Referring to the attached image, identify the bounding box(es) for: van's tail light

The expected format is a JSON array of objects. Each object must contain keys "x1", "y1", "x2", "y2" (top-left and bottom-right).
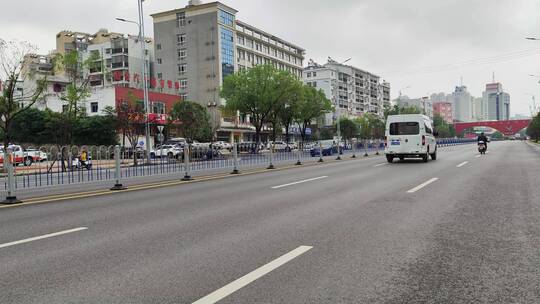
[
  {"x1": 422, "y1": 135, "x2": 426, "y2": 146},
  {"x1": 384, "y1": 136, "x2": 388, "y2": 148}
]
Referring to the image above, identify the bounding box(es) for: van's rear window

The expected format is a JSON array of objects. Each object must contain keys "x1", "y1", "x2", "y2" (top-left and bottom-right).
[{"x1": 390, "y1": 122, "x2": 420, "y2": 135}]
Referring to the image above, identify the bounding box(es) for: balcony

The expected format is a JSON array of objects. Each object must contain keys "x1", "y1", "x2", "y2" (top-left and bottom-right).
[
  {"x1": 111, "y1": 62, "x2": 129, "y2": 69},
  {"x1": 111, "y1": 48, "x2": 128, "y2": 55}
]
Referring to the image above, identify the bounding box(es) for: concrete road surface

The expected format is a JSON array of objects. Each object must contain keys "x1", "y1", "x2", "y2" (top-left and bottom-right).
[{"x1": 0, "y1": 141, "x2": 539, "y2": 303}]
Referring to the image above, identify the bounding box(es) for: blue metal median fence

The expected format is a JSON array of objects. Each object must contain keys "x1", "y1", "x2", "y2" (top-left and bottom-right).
[{"x1": 3, "y1": 139, "x2": 480, "y2": 196}]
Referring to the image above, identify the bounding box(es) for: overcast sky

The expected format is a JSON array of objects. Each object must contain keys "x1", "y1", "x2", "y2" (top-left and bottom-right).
[{"x1": 2, "y1": 0, "x2": 539, "y2": 116}]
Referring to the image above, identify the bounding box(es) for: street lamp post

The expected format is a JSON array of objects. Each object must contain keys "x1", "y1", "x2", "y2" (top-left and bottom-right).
[
  {"x1": 116, "y1": 0, "x2": 151, "y2": 164},
  {"x1": 207, "y1": 102, "x2": 218, "y2": 141}
]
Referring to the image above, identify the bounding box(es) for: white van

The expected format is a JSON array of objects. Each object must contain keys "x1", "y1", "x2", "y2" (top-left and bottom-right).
[{"x1": 384, "y1": 114, "x2": 438, "y2": 163}]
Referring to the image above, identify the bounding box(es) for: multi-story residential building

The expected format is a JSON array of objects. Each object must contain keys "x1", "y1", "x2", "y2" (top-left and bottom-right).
[
  {"x1": 152, "y1": 0, "x2": 305, "y2": 141},
  {"x1": 302, "y1": 58, "x2": 389, "y2": 126},
  {"x1": 56, "y1": 29, "x2": 155, "y2": 91},
  {"x1": 380, "y1": 81, "x2": 391, "y2": 108},
  {"x1": 433, "y1": 102, "x2": 453, "y2": 123},
  {"x1": 481, "y1": 82, "x2": 510, "y2": 121},
  {"x1": 450, "y1": 85, "x2": 473, "y2": 122},
  {"x1": 395, "y1": 96, "x2": 433, "y2": 118}
]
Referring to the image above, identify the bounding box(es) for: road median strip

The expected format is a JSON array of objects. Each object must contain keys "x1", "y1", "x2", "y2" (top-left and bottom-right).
[{"x1": 1, "y1": 155, "x2": 379, "y2": 209}]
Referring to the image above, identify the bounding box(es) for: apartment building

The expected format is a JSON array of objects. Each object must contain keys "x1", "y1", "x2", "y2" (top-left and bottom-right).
[
  {"x1": 433, "y1": 102, "x2": 453, "y2": 124},
  {"x1": 152, "y1": 0, "x2": 305, "y2": 141},
  {"x1": 303, "y1": 58, "x2": 390, "y2": 126},
  {"x1": 395, "y1": 96, "x2": 433, "y2": 118},
  {"x1": 56, "y1": 29, "x2": 155, "y2": 91}
]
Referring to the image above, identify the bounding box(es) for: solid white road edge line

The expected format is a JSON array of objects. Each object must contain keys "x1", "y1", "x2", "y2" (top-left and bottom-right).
[
  {"x1": 0, "y1": 227, "x2": 88, "y2": 249},
  {"x1": 457, "y1": 161, "x2": 469, "y2": 168},
  {"x1": 271, "y1": 176, "x2": 328, "y2": 189},
  {"x1": 192, "y1": 245, "x2": 313, "y2": 304},
  {"x1": 407, "y1": 178, "x2": 439, "y2": 193},
  {"x1": 374, "y1": 163, "x2": 387, "y2": 167}
]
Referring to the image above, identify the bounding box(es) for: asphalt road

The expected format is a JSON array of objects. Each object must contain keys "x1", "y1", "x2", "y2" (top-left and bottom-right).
[{"x1": 0, "y1": 141, "x2": 539, "y2": 304}]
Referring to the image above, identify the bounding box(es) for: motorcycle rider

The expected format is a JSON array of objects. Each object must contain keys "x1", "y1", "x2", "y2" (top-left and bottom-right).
[
  {"x1": 80, "y1": 149, "x2": 88, "y2": 169},
  {"x1": 477, "y1": 132, "x2": 488, "y2": 149}
]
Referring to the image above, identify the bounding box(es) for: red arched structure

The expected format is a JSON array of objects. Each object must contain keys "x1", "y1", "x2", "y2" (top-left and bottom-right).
[{"x1": 454, "y1": 120, "x2": 531, "y2": 136}]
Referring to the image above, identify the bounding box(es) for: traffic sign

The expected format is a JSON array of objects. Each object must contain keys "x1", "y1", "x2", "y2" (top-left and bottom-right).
[
  {"x1": 157, "y1": 125, "x2": 164, "y2": 133},
  {"x1": 157, "y1": 133, "x2": 164, "y2": 143}
]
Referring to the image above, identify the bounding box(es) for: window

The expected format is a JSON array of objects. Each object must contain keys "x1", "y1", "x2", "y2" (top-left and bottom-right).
[
  {"x1": 157, "y1": 58, "x2": 162, "y2": 64},
  {"x1": 219, "y1": 9, "x2": 235, "y2": 26},
  {"x1": 178, "y1": 64, "x2": 187, "y2": 75},
  {"x1": 424, "y1": 123, "x2": 433, "y2": 134},
  {"x1": 156, "y1": 44, "x2": 162, "y2": 50},
  {"x1": 91, "y1": 102, "x2": 99, "y2": 113},
  {"x1": 180, "y1": 79, "x2": 188, "y2": 88},
  {"x1": 157, "y1": 73, "x2": 162, "y2": 79},
  {"x1": 176, "y1": 12, "x2": 186, "y2": 27},
  {"x1": 263, "y1": 45, "x2": 269, "y2": 54},
  {"x1": 177, "y1": 34, "x2": 186, "y2": 45},
  {"x1": 152, "y1": 102, "x2": 165, "y2": 114},
  {"x1": 246, "y1": 39, "x2": 253, "y2": 48},
  {"x1": 237, "y1": 35, "x2": 244, "y2": 45},
  {"x1": 180, "y1": 93, "x2": 188, "y2": 101},
  {"x1": 389, "y1": 122, "x2": 420, "y2": 135},
  {"x1": 255, "y1": 43, "x2": 261, "y2": 51},
  {"x1": 220, "y1": 26, "x2": 235, "y2": 78},
  {"x1": 307, "y1": 72, "x2": 312, "y2": 77},
  {"x1": 313, "y1": 72, "x2": 317, "y2": 77},
  {"x1": 178, "y1": 49, "x2": 187, "y2": 60},
  {"x1": 62, "y1": 104, "x2": 69, "y2": 113}
]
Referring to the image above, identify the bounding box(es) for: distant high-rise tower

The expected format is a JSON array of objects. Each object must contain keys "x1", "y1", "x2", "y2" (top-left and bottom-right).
[
  {"x1": 482, "y1": 82, "x2": 510, "y2": 121},
  {"x1": 451, "y1": 85, "x2": 473, "y2": 122}
]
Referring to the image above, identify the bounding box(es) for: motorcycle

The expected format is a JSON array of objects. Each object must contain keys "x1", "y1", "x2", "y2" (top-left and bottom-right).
[
  {"x1": 478, "y1": 141, "x2": 487, "y2": 154},
  {"x1": 71, "y1": 156, "x2": 92, "y2": 170}
]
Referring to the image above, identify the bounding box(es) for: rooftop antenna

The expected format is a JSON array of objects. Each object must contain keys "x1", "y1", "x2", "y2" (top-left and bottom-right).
[{"x1": 492, "y1": 72, "x2": 495, "y2": 83}]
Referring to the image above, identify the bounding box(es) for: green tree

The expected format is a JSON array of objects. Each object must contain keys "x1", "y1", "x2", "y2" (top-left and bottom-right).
[
  {"x1": 52, "y1": 49, "x2": 101, "y2": 146},
  {"x1": 277, "y1": 81, "x2": 303, "y2": 143},
  {"x1": 116, "y1": 91, "x2": 146, "y2": 152},
  {"x1": 72, "y1": 115, "x2": 118, "y2": 146},
  {"x1": 9, "y1": 108, "x2": 48, "y2": 145},
  {"x1": 0, "y1": 39, "x2": 47, "y2": 149},
  {"x1": 319, "y1": 127, "x2": 335, "y2": 140},
  {"x1": 338, "y1": 118, "x2": 358, "y2": 144},
  {"x1": 169, "y1": 101, "x2": 212, "y2": 142},
  {"x1": 526, "y1": 112, "x2": 540, "y2": 141},
  {"x1": 356, "y1": 113, "x2": 385, "y2": 139},
  {"x1": 383, "y1": 104, "x2": 422, "y2": 120},
  {"x1": 221, "y1": 64, "x2": 299, "y2": 144},
  {"x1": 433, "y1": 114, "x2": 456, "y2": 138},
  {"x1": 295, "y1": 86, "x2": 332, "y2": 142}
]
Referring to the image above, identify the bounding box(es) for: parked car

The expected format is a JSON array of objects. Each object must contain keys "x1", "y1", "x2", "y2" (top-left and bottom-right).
[
  {"x1": 24, "y1": 148, "x2": 48, "y2": 162},
  {"x1": 191, "y1": 141, "x2": 212, "y2": 149},
  {"x1": 0, "y1": 145, "x2": 44, "y2": 166},
  {"x1": 165, "y1": 137, "x2": 187, "y2": 147},
  {"x1": 310, "y1": 140, "x2": 338, "y2": 157},
  {"x1": 150, "y1": 145, "x2": 183, "y2": 159},
  {"x1": 268, "y1": 141, "x2": 294, "y2": 152},
  {"x1": 213, "y1": 141, "x2": 233, "y2": 150}
]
